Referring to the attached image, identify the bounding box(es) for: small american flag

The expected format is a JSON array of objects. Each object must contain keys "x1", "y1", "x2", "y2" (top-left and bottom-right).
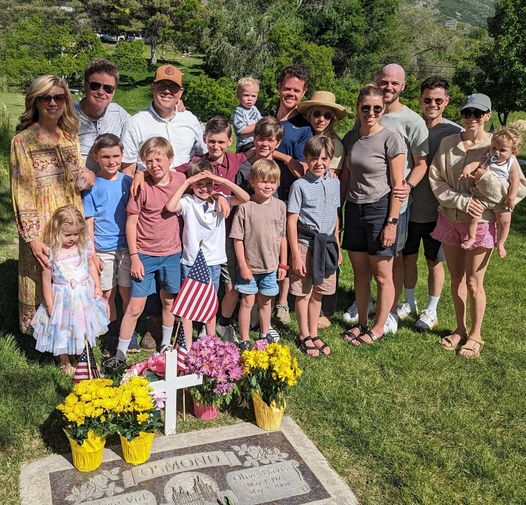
[
  {"x1": 175, "y1": 325, "x2": 188, "y2": 374},
  {"x1": 73, "y1": 342, "x2": 100, "y2": 382},
  {"x1": 171, "y1": 248, "x2": 218, "y2": 323}
]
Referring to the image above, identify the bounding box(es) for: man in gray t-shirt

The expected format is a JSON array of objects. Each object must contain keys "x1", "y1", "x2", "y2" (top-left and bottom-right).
[{"x1": 398, "y1": 76, "x2": 463, "y2": 331}]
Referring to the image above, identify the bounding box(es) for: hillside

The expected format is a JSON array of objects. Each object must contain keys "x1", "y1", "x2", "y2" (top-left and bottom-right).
[{"x1": 409, "y1": 0, "x2": 495, "y2": 27}]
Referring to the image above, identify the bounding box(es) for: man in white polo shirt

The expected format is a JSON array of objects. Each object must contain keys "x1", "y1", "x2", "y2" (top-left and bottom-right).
[{"x1": 122, "y1": 64, "x2": 207, "y2": 173}]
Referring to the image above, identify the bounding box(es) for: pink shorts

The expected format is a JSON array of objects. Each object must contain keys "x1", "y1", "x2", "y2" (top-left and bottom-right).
[{"x1": 431, "y1": 214, "x2": 496, "y2": 250}]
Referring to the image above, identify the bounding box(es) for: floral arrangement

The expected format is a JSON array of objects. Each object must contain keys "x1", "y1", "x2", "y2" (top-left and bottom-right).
[
  {"x1": 241, "y1": 340, "x2": 302, "y2": 408},
  {"x1": 57, "y1": 378, "x2": 118, "y2": 443},
  {"x1": 186, "y1": 334, "x2": 244, "y2": 407},
  {"x1": 111, "y1": 376, "x2": 162, "y2": 441},
  {"x1": 129, "y1": 353, "x2": 166, "y2": 379}
]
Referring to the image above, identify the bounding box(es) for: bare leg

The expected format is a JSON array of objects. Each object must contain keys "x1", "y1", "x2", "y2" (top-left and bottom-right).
[
  {"x1": 427, "y1": 259, "x2": 445, "y2": 297},
  {"x1": 102, "y1": 286, "x2": 117, "y2": 321},
  {"x1": 440, "y1": 244, "x2": 468, "y2": 348},
  {"x1": 370, "y1": 256, "x2": 395, "y2": 337},
  {"x1": 348, "y1": 251, "x2": 371, "y2": 333},
  {"x1": 119, "y1": 285, "x2": 131, "y2": 313},
  {"x1": 295, "y1": 293, "x2": 319, "y2": 357},
  {"x1": 307, "y1": 291, "x2": 322, "y2": 337},
  {"x1": 257, "y1": 294, "x2": 272, "y2": 335},
  {"x1": 119, "y1": 296, "x2": 147, "y2": 341},
  {"x1": 277, "y1": 277, "x2": 290, "y2": 306},
  {"x1": 238, "y1": 294, "x2": 255, "y2": 342},
  {"x1": 495, "y1": 211, "x2": 511, "y2": 258},
  {"x1": 391, "y1": 255, "x2": 404, "y2": 312},
  {"x1": 461, "y1": 216, "x2": 479, "y2": 250},
  {"x1": 221, "y1": 283, "x2": 238, "y2": 318},
  {"x1": 403, "y1": 253, "x2": 418, "y2": 289},
  {"x1": 205, "y1": 316, "x2": 216, "y2": 337}
]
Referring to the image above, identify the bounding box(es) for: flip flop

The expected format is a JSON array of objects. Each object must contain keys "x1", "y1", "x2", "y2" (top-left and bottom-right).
[
  {"x1": 310, "y1": 336, "x2": 331, "y2": 356},
  {"x1": 296, "y1": 336, "x2": 320, "y2": 358}
]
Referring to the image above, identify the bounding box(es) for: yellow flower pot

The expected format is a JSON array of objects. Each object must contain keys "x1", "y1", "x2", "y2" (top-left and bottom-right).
[
  {"x1": 65, "y1": 430, "x2": 106, "y2": 472},
  {"x1": 120, "y1": 432, "x2": 154, "y2": 465},
  {"x1": 252, "y1": 394, "x2": 285, "y2": 430}
]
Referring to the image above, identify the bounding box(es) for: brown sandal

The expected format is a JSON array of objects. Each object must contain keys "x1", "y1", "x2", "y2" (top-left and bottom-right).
[
  {"x1": 457, "y1": 338, "x2": 484, "y2": 359},
  {"x1": 439, "y1": 333, "x2": 466, "y2": 351}
]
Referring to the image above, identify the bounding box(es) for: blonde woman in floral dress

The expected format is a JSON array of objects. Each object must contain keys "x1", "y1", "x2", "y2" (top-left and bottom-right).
[{"x1": 10, "y1": 75, "x2": 89, "y2": 335}]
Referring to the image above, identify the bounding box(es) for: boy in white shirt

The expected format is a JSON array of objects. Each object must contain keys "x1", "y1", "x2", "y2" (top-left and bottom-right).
[{"x1": 165, "y1": 159, "x2": 249, "y2": 345}]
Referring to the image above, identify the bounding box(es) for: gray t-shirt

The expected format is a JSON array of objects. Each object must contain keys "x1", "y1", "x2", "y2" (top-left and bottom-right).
[
  {"x1": 343, "y1": 127, "x2": 406, "y2": 204},
  {"x1": 380, "y1": 105, "x2": 429, "y2": 213},
  {"x1": 411, "y1": 119, "x2": 463, "y2": 223}
]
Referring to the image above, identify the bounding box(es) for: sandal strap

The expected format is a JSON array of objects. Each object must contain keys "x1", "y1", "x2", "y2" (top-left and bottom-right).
[{"x1": 366, "y1": 329, "x2": 384, "y2": 342}]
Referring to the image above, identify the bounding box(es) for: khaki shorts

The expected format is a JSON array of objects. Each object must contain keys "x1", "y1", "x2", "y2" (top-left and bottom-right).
[
  {"x1": 97, "y1": 248, "x2": 132, "y2": 291},
  {"x1": 289, "y1": 242, "x2": 336, "y2": 297}
]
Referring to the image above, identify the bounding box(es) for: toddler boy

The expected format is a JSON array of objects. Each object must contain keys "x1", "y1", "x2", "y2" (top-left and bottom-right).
[
  {"x1": 232, "y1": 76, "x2": 262, "y2": 153},
  {"x1": 82, "y1": 133, "x2": 133, "y2": 357},
  {"x1": 165, "y1": 159, "x2": 249, "y2": 346},
  {"x1": 287, "y1": 136, "x2": 341, "y2": 358},
  {"x1": 230, "y1": 159, "x2": 287, "y2": 350},
  {"x1": 103, "y1": 137, "x2": 185, "y2": 371}
]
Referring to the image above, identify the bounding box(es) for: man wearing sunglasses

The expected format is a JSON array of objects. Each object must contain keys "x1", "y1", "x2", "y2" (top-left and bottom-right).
[
  {"x1": 398, "y1": 77, "x2": 463, "y2": 331},
  {"x1": 75, "y1": 59, "x2": 130, "y2": 172},
  {"x1": 121, "y1": 64, "x2": 206, "y2": 174}
]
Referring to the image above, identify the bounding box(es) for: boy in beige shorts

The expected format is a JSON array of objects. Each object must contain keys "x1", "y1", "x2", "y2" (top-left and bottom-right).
[
  {"x1": 82, "y1": 133, "x2": 133, "y2": 357},
  {"x1": 287, "y1": 136, "x2": 341, "y2": 358}
]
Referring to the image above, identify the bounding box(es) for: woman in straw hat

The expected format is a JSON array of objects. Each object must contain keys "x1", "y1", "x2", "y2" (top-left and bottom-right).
[{"x1": 298, "y1": 90, "x2": 347, "y2": 173}]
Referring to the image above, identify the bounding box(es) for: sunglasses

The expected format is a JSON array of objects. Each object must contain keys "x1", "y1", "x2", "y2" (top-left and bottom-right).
[
  {"x1": 360, "y1": 105, "x2": 383, "y2": 114},
  {"x1": 423, "y1": 97, "x2": 445, "y2": 105},
  {"x1": 312, "y1": 110, "x2": 334, "y2": 120},
  {"x1": 460, "y1": 108, "x2": 487, "y2": 119},
  {"x1": 88, "y1": 81, "x2": 115, "y2": 94},
  {"x1": 37, "y1": 94, "x2": 67, "y2": 105},
  {"x1": 154, "y1": 82, "x2": 180, "y2": 93}
]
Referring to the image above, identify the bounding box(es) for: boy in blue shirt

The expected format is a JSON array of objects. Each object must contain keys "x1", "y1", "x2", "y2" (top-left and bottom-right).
[
  {"x1": 232, "y1": 76, "x2": 262, "y2": 153},
  {"x1": 83, "y1": 133, "x2": 133, "y2": 357}
]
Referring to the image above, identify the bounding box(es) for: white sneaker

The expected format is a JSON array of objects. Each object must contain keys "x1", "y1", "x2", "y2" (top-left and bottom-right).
[
  {"x1": 343, "y1": 300, "x2": 374, "y2": 323},
  {"x1": 415, "y1": 309, "x2": 438, "y2": 331},
  {"x1": 396, "y1": 302, "x2": 418, "y2": 320},
  {"x1": 383, "y1": 312, "x2": 399, "y2": 335}
]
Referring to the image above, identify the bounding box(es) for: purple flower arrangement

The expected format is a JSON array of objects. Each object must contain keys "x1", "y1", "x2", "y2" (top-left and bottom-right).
[{"x1": 187, "y1": 334, "x2": 244, "y2": 407}]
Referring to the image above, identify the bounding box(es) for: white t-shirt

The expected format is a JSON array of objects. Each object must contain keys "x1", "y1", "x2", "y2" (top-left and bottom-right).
[
  {"x1": 177, "y1": 194, "x2": 230, "y2": 266},
  {"x1": 122, "y1": 104, "x2": 207, "y2": 170}
]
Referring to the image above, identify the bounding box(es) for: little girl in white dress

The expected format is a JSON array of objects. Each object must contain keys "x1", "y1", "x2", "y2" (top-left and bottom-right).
[{"x1": 31, "y1": 205, "x2": 109, "y2": 375}]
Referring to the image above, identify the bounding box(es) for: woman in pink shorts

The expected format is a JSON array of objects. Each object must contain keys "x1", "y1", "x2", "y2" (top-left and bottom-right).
[{"x1": 429, "y1": 93, "x2": 494, "y2": 358}]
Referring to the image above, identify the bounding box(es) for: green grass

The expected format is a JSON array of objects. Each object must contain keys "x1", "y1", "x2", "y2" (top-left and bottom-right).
[{"x1": 1, "y1": 88, "x2": 526, "y2": 505}]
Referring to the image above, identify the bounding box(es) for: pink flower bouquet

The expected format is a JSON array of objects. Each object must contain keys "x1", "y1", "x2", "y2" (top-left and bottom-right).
[
  {"x1": 129, "y1": 353, "x2": 166, "y2": 379},
  {"x1": 187, "y1": 334, "x2": 244, "y2": 407}
]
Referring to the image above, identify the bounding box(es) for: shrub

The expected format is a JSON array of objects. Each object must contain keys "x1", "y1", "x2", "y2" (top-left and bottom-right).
[{"x1": 113, "y1": 40, "x2": 148, "y2": 77}]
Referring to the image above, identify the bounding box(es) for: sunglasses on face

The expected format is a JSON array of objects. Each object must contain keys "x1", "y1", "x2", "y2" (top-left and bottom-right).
[
  {"x1": 37, "y1": 94, "x2": 67, "y2": 105},
  {"x1": 154, "y1": 82, "x2": 180, "y2": 93},
  {"x1": 360, "y1": 104, "x2": 383, "y2": 114},
  {"x1": 460, "y1": 108, "x2": 487, "y2": 119},
  {"x1": 88, "y1": 81, "x2": 115, "y2": 94},
  {"x1": 423, "y1": 97, "x2": 445, "y2": 105},
  {"x1": 312, "y1": 110, "x2": 334, "y2": 120}
]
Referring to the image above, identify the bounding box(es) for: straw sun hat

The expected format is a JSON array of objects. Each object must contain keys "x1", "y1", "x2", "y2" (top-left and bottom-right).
[{"x1": 297, "y1": 91, "x2": 347, "y2": 121}]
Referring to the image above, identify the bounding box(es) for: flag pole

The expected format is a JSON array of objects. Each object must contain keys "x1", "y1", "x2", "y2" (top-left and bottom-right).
[
  {"x1": 85, "y1": 335, "x2": 92, "y2": 380},
  {"x1": 171, "y1": 318, "x2": 181, "y2": 349},
  {"x1": 172, "y1": 318, "x2": 187, "y2": 420}
]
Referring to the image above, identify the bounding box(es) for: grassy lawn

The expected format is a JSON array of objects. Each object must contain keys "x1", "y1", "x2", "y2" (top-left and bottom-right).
[{"x1": 1, "y1": 91, "x2": 525, "y2": 505}]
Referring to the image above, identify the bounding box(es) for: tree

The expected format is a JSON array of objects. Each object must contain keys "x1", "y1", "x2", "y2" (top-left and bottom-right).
[{"x1": 455, "y1": 0, "x2": 526, "y2": 125}]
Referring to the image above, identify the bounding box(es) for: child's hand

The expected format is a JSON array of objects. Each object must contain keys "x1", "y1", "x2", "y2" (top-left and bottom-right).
[
  {"x1": 504, "y1": 195, "x2": 515, "y2": 211},
  {"x1": 45, "y1": 304, "x2": 53, "y2": 317},
  {"x1": 130, "y1": 255, "x2": 144, "y2": 280},
  {"x1": 292, "y1": 255, "x2": 306, "y2": 278},
  {"x1": 187, "y1": 171, "x2": 212, "y2": 185},
  {"x1": 131, "y1": 171, "x2": 145, "y2": 197},
  {"x1": 93, "y1": 254, "x2": 103, "y2": 274},
  {"x1": 277, "y1": 265, "x2": 287, "y2": 281},
  {"x1": 239, "y1": 264, "x2": 253, "y2": 281},
  {"x1": 94, "y1": 286, "x2": 103, "y2": 299},
  {"x1": 215, "y1": 195, "x2": 231, "y2": 218}
]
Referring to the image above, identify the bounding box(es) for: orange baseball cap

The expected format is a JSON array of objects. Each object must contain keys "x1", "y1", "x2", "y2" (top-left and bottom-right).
[{"x1": 153, "y1": 65, "x2": 183, "y2": 87}]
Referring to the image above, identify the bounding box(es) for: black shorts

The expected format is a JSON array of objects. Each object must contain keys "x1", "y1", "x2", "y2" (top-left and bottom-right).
[
  {"x1": 342, "y1": 194, "x2": 397, "y2": 257},
  {"x1": 402, "y1": 221, "x2": 445, "y2": 262}
]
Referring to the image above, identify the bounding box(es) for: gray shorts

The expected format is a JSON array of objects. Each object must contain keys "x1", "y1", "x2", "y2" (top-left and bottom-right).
[
  {"x1": 97, "y1": 248, "x2": 131, "y2": 291},
  {"x1": 396, "y1": 208, "x2": 411, "y2": 254}
]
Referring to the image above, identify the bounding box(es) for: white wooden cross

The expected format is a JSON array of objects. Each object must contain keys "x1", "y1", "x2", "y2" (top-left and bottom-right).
[{"x1": 150, "y1": 350, "x2": 202, "y2": 435}]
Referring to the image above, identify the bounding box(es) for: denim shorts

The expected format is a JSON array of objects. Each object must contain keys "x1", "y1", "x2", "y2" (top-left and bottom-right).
[
  {"x1": 182, "y1": 263, "x2": 221, "y2": 293},
  {"x1": 342, "y1": 194, "x2": 397, "y2": 257},
  {"x1": 130, "y1": 252, "x2": 181, "y2": 298},
  {"x1": 235, "y1": 271, "x2": 279, "y2": 297}
]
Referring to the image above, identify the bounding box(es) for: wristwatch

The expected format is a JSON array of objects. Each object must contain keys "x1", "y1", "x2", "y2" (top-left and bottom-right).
[{"x1": 387, "y1": 217, "x2": 399, "y2": 225}]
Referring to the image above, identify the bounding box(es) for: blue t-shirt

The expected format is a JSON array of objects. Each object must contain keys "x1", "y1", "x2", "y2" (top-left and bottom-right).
[
  {"x1": 82, "y1": 172, "x2": 133, "y2": 251},
  {"x1": 276, "y1": 113, "x2": 313, "y2": 161}
]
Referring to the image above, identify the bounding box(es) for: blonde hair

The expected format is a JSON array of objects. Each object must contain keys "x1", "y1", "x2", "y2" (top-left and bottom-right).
[
  {"x1": 44, "y1": 205, "x2": 87, "y2": 255},
  {"x1": 237, "y1": 76, "x2": 260, "y2": 93},
  {"x1": 249, "y1": 159, "x2": 281, "y2": 184},
  {"x1": 16, "y1": 75, "x2": 79, "y2": 138},
  {"x1": 139, "y1": 137, "x2": 174, "y2": 161},
  {"x1": 492, "y1": 127, "x2": 523, "y2": 153}
]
